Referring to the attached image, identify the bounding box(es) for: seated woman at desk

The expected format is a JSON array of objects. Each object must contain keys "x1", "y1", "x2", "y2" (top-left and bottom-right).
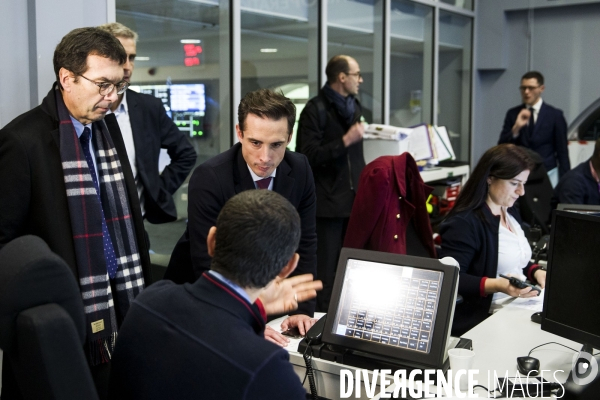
[{"x1": 439, "y1": 144, "x2": 547, "y2": 336}]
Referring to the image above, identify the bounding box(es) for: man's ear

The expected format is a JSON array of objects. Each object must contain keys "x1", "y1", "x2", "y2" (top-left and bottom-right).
[
  {"x1": 235, "y1": 124, "x2": 243, "y2": 142},
  {"x1": 206, "y1": 226, "x2": 217, "y2": 258},
  {"x1": 539, "y1": 84, "x2": 545, "y2": 94},
  {"x1": 58, "y1": 68, "x2": 72, "y2": 92},
  {"x1": 278, "y1": 253, "x2": 299, "y2": 279}
]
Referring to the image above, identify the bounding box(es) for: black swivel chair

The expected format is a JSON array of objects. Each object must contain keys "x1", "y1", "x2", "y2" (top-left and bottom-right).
[
  {"x1": 517, "y1": 148, "x2": 554, "y2": 235},
  {"x1": 0, "y1": 235, "x2": 99, "y2": 400}
]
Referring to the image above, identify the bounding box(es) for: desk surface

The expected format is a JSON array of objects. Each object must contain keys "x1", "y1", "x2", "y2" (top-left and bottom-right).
[
  {"x1": 372, "y1": 305, "x2": 584, "y2": 399},
  {"x1": 270, "y1": 303, "x2": 588, "y2": 399}
]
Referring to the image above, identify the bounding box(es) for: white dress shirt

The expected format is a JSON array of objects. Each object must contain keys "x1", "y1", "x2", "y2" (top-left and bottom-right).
[{"x1": 111, "y1": 91, "x2": 145, "y2": 215}]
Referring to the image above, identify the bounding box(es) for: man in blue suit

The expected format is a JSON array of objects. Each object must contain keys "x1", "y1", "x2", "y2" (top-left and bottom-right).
[
  {"x1": 99, "y1": 23, "x2": 197, "y2": 224},
  {"x1": 498, "y1": 71, "x2": 570, "y2": 187},
  {"x1": 109, "y1": 190, "x2": 321, "y2": 400}
]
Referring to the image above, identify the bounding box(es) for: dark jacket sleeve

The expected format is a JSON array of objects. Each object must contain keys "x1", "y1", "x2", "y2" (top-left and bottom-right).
[
  {"x1": 187, "y1": 165, "x2": 223, "y2": 277},
  {"x1": 553, "y1": 109, "x2": 570, "y2": 177},
  {"x1": 498, "y1": 109, "x2": 518, "y2": 144},
  {"x1": 153, "y1": 98, "x2": 197, "y2": 195},
  {"x1": 555, "y1": 169, "x2": 586, "y2": 205},
  {"x1": 245, "y1": 350, "x2": 306, "y2": 400},
  {"x1": 291, "y1": 155, "x2": 317, "y2": 316},
  {"x1": 0, "y1": 129, "x2": 30, "y2": 247},
  {"x1": 297, "y1": 100, "x2": 347, "y2": 167},
  {"x1": 439, "y1": 214, "x2": 485, "y2": 298}
]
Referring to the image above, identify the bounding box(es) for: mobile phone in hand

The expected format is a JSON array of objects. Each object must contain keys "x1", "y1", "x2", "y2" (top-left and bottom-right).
[
  {"x1": 499, "y1": 274, "x2": 541, "y2": 295},
  {"x1": 281, "y1": 327, "x2": 303, "y2": 339}
]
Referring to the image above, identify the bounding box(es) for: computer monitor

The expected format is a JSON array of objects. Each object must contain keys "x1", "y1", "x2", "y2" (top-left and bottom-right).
[
  {"x1": 542, "y1": 211, "x2": 600, "y2": 389},
  {"x1": 129, "y1": 83, "x2": 206, "y2": 138},
  {"x1": 556, "y1": 204, "x2": 600, "y2": 215},
  {"x1": 322, "y1": 248, "x2": 459, "y2": 371}
]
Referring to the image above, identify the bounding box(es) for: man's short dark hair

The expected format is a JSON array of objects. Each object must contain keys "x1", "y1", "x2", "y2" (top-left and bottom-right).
[
  {"x1": 593, "y1": 138, "x2": 600, "y2": 161},
  {"x1": 325, "y1": 55, "x2": 351, "y2": 84},
  {"x1": 238, "y1": 89, "x2": 296, "y2": 136},
  {"x1": 211, "y1": 190, "x2": 301, "y2": 288},
  {"x1": 53, "y1": 27, "x2": 127, "y2": 88},
  {"x1": 521, "y1": 71, "x2": 544, "y2": 86}
]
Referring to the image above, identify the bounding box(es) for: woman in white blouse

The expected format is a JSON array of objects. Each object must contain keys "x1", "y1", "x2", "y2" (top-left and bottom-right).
[{"x1": 439, "y1": 144, "x2": 547, "y2": 336}]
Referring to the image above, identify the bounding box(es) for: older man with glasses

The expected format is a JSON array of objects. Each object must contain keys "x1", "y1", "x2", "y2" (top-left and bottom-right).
[
  {"x1": 0, "y1": 27, "x2": 152, "y2": 400},
  {"x1": 498, "y1": 70, "x2": 570, "y2": 187}
]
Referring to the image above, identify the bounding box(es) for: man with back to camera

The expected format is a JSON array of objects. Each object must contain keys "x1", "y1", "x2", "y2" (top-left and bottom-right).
[
  {"x1": 296, "y1": 55, "x2": 365, "y2": 312},
  {"x1": 98, "y1": 23, "x2": 197, "y2": 224},
  {"x1": 165, "y1": 89, "x2": 318, "y2": 345},
  {"x1": 498, "y1": 71, "x2": 570, "y2": 187},
  {"x1": 109, "y1": 190, "x2": 322, "y2": 400},
  {"x1": 0, "y1": 28, "x2": 151, "y2": 399},
  {"x1": 552, "y1": 138, "x2": 600, "y2": 207}
]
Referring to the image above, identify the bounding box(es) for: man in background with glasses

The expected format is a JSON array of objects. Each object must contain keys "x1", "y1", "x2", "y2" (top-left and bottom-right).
[
  {"x1": 498, "y1": 71, "x2": 570, "y2": 187},
  {"x1": 296, "y1": 55, "x2": 366, "y2": 312},
  {"x1": 98, "y1": 23, "x2": 196, "y2": 225},
  {"x1": 0, "y1": 27, "x2": 151, "y2": 400}
]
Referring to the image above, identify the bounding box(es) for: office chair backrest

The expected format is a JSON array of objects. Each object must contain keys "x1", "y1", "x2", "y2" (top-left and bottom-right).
[
  {"x1": 0, "y1": 235, "x2": 99, "y2": 400},
  {"x1": 517, "y1": 149, "x2": 554, "y2": 234}
]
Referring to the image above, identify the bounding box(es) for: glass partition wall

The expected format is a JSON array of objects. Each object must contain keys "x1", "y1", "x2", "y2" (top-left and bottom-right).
[
  {"x1": 116, "y1": 0, "x2": 473, "y2": 158},
  {"x1": 114, "y1": 0, "x2": 474, "y2": 253}
]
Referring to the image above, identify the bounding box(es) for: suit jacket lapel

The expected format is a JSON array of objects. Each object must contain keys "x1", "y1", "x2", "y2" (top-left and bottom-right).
[
  {"x1": 234, "y1": 144, "x2": 257, "y2": 193},
  {"x1": 274, "y1": 155, "x2": 294, "y2": 200}
]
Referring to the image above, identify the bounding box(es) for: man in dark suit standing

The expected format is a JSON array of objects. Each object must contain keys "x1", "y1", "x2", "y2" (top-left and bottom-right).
[
  {"x1": 166, "y1": 89, "x2": 318, "y2": 344},
  {"x1": 0, "y1": 28, "x2": 151, "y2": 399},
  {"x1": 110, "y1": 190, "x2": 321, "y2": 400},
  {"x1": 98, "y1": 23, "x2": 196, "y2": 224},
  {"x1": 498, "y1": 71, "x2": 570, "y2": 187}
]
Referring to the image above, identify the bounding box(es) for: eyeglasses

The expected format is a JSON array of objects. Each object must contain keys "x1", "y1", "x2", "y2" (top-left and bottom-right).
[
  {"x1": 78, "y1": 74, "x2": 129, "y2": 96},
  {"x1": 345, "y1": 71, "x2": 362, "y2": 79},
  {"x1": 519, "y1": 85, "x2": 541, "y2": 92}
]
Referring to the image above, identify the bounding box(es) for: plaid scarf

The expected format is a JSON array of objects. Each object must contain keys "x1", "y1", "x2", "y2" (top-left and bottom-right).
[{"x1": 55, "y1": 88, "x2": 145, "y2": 366}]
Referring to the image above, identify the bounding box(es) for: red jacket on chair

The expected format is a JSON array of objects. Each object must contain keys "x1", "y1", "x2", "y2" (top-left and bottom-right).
[{"x1": 343, "y1": 153, "x2": 436, "y2": 257}]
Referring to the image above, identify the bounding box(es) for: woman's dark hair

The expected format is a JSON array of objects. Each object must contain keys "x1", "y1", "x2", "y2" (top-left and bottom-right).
[{"x1": 446, "y1": 144, "x2": 535, "y2": 219}]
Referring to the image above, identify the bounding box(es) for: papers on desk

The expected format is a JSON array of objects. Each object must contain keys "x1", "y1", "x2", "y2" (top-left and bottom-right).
[
  {"x1": 364, "y1": 124, "x2": 411, "y2": 141},
  {"x1": 364, "y1": 123, "x2": 455, "y2": 163},
  {"x1": 507, "y1": 290, "x2": 545, "y2": 312}
]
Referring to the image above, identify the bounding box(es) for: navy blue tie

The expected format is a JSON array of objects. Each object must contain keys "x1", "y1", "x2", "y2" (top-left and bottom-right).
[
  {"x1": 80, "y1": 127, "x2": 119, "y2": 279},
  {"x1": 527, "y1": 107, "x2": 535, "y2": 139}
]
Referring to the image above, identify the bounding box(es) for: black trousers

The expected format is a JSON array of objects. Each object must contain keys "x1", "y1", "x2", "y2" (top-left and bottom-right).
[{"x1": 316, "y1": 217, "x2": 349, "y2": 313}]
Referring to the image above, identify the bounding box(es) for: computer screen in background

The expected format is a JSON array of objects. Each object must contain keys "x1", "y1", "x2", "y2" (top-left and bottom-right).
[{"x1": 129, "y1": 83, "x2": 206, "y2": 138}]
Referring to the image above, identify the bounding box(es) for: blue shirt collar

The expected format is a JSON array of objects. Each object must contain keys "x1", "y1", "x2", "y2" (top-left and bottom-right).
[
  {"x1": 69, "y1": 116, "x2": 92, "y2": 139},
  {"x1": 207, "y1": 270, "x2": 252, "y2": 303}
]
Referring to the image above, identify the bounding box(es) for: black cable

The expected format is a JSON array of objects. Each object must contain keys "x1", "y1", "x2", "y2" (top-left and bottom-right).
[
  {"x1": 528, "y1": 341, "x2": 579, "y2": 357},
  {"x1": 473, "y1": 384, "x2": 500, "y2": 394},
  {"x1": 302, "y1": 339, "x2": 318, "y2": 400}
]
